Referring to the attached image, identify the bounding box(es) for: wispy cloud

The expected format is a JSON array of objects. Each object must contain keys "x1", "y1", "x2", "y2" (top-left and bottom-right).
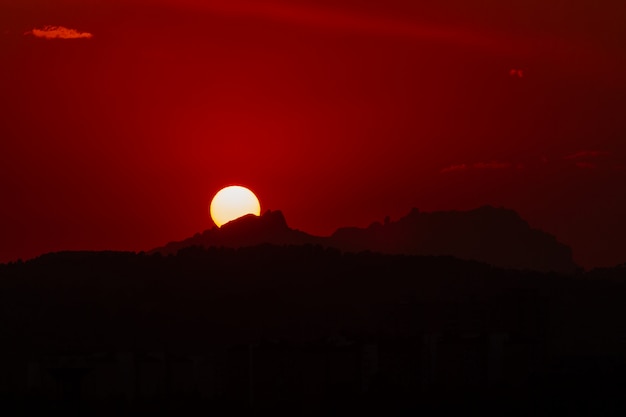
[
  {"x1": 440, "y1": 164, "x2": 468, "y2": 173},
  {"x1": 164, "y1": 0, "x2": 523, "y2": 55},
  {"x1": 563, "y1": 150, "x2": 613, "y2": 170},
  {"x1": 440, "y1": 161, "x2": 518, "y2": 173},
  {"x1": 564, "y1": 150, "x2": 609, "y2": 160},
  {"x1": 25, "y1": 26, "x2": 93, "y2": 40}
]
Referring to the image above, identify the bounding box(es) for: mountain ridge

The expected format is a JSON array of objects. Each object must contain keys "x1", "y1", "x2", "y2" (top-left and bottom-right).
[{"x1": 150, "y1": 206, "x2": 578, "y2": 274}]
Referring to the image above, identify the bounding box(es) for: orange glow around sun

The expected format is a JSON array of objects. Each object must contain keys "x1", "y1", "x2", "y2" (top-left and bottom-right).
[{"x1": 209, "y1": 186, "x2": 261, "y2": 227}]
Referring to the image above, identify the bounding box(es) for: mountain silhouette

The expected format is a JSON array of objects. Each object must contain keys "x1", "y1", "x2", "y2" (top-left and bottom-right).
[
  {"x1": 152, "y1": 210, "x2": 324, "y2": 256},
  {"x1": 330, "y1": 206, "x2": 577, "y2": 273},
  {"x1": 151, "y1": 206, "x2": 578, "y2": 273}
]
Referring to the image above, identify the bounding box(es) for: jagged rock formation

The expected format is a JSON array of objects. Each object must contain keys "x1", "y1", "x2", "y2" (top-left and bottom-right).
[
  {"x1": 330, "y1": 206, "x2": 577, "y2": 273},
  {"x1": 152, "y1": 210, "x2": 323, "y2": 256},
  {"x1": 151, "y1": 206, "x2": 578, "y2": 273}
]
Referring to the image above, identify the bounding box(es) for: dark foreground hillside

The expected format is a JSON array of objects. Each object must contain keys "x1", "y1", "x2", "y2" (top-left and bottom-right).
[{"x1": 0, "y1": 245, "x2": 625, "y2": 416}]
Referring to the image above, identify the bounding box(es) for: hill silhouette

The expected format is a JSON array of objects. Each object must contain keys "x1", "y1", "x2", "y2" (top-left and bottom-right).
[
  {"x1": 152, "y1": 210, "x2": 325, "y2": 255},
  {"x1": 0, "y1": 247, "x2": 625, "y2": 416},
  {"x1": 152, "y1": 206, "x2": 578, "y2": 273},
  {"x1": 0, "y1": 206, "x2": 594, "y2": 415}
]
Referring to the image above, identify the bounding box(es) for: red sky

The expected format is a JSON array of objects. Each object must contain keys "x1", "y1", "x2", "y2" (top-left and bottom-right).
[{"x1": 1, "y1": 0, "x2": 625, "y2": 269}]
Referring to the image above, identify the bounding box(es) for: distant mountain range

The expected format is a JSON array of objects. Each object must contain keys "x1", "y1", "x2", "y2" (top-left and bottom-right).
[{"x1": 150, "y1": 206, "x2": 578, "y2": 274}]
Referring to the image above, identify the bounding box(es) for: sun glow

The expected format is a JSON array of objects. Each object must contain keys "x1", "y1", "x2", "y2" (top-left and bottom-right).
[{"x1": 210, "y1": 186, "x2": 261, "y2": 227}]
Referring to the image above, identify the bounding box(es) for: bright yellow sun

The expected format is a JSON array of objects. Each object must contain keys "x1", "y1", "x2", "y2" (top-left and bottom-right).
[{"x1": 209, "y1": 185, "x2": 261, "y2": 227}]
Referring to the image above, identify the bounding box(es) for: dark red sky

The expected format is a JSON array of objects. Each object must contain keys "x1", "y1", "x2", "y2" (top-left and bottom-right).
[{"x1": 1, "y1": 0, "x2": 625, "y2": 269}]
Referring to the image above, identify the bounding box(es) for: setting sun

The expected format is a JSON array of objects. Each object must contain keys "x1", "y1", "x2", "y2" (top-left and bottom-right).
[{"x1": 210, "y1": 186, "x2": 261, "y2": 227}]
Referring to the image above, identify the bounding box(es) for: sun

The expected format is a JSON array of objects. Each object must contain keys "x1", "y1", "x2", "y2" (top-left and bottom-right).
[{"x1": 209, "y1": 186, "x2": 261, "y2": 227}]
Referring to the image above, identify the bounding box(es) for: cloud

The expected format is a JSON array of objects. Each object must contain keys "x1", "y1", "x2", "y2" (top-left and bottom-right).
[
  {"x1": 163, "y1": 0, "x2": 521, "y2": 55},
  {"x1": 563, "y1": 150, "x2": 609, "y2": 160},
  {"x1": 25, "y1": 26, "x2": 93, "y2": 40},
  {"x1": 440, "y1": 164, "x2": 468, "y2": 173},
  {"x1": 440, "y1": 161, "x2": 517, "y2": 173}
]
